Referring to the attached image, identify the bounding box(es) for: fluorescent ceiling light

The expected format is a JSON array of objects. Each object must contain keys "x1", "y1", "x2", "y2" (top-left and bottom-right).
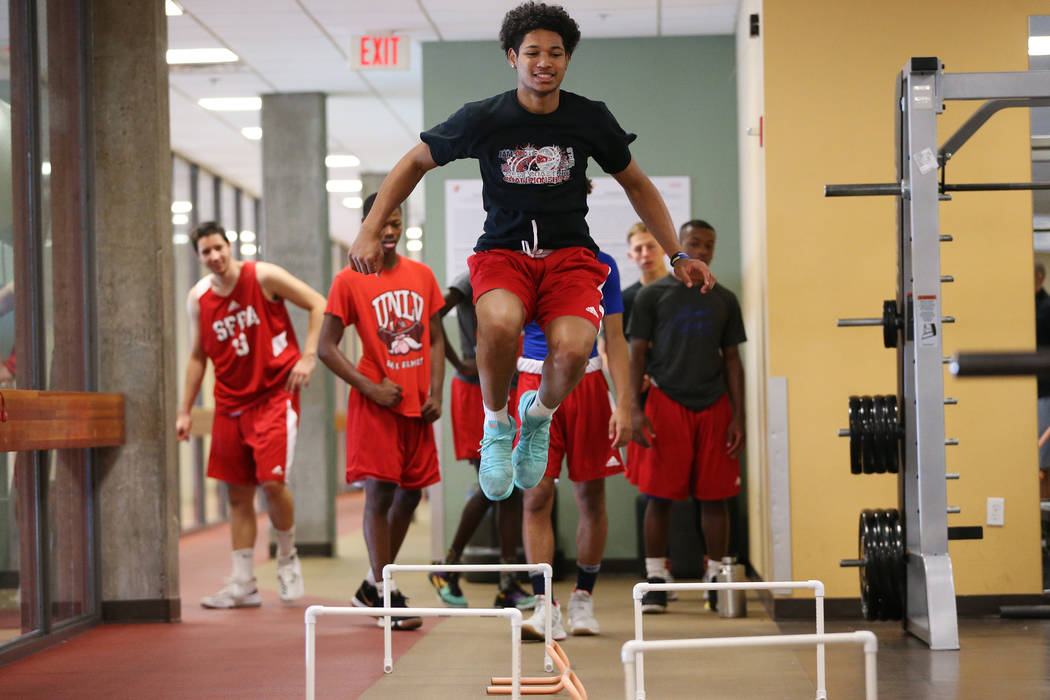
[
  {"x1": 405, "y1": 226, "x2": 422, "y2": 240},
  {"x1": 326, "y1": 154, "x2": 361, "y2": 168},
  {"x1": 327, "y1": 179, "x2": 362, "y2": 193},
  {"x1": 172, "y1": 213, "x2": 189, "y2": 226},
  {"x1": 240, "y1": 243, "x2": 258, "y2": 256},
  {"x1": 41, "y1": 161, "x2": 51, "y2": 176},
  {"x1": 406, "y1": 240, "x2": 423, "y2": 252},
  {"x1": 1030, "y1": 36, "x2": 1050, "y2": 56},
  {"x1": 198, "y1": 97, "x2": 261, "y2": 112},
  {"x1": 226, "y1": 230, "x2": 239, "y2": 242},
  {"x1": 239, "y1": 230, "x2": 257, "y2": 243},
  {"x1": 167, "y1": 48, "x2": 239, "y2": 65},
  {"x1": 172, "y1": 233, "x2": 190, "y2": 245},
  {"x1": 171, "y1": 200, "x2": 193, "y2": 214},
  {"x1": 342, "y1": 196, "x2": 363, "y2": 209},
  {"x1": 166, "y1": 0, "x2": 183, "y2": 16},
  {"x1": 241, "y1": 127, "x2": 262, "y2": 141}
]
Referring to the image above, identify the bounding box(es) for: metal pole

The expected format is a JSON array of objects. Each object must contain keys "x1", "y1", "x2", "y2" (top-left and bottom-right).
[
  {"x1": 824, "y1": 183, "x2": 901, "y2": 197},
  {"x1": 949, "y1": 351, "x2": 1050, "y2": 377}
]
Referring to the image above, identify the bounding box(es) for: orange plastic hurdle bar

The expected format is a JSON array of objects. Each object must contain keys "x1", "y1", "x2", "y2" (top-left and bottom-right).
[{"x1": 488, "y1": 641, "x2": 587, "y2": 699}]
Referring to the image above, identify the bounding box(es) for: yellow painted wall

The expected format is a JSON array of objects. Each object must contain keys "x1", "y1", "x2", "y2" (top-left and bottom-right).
[{"x1": 763, "y1": 1, "x2": 1044, "y2": 597}]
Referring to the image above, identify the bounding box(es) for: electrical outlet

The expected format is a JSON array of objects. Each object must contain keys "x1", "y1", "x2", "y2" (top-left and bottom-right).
[{"x1": 986, "y1": 497, "x2": 1005, "y2": 527}]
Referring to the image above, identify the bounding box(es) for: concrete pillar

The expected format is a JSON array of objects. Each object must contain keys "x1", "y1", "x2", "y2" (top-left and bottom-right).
[
  {"x1": 261, "y1": 93, "x2": 335, "y2": 555},
  {"x1": 91, "y1": 0, "x2": 180, "y2": 621}
]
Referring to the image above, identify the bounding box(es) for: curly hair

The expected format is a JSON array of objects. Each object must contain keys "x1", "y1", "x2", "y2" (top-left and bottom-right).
[{"x1": 499, "y1": 2, "x2": 581, "y2": 56}]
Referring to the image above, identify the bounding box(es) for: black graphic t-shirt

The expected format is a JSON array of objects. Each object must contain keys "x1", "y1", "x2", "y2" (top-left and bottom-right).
[
  {"x1": 422, "y1": 90, "x2": 636, "y2": 253},
  {"x1": 628, "y1": 277, "x2": 746, "y2": 413}
]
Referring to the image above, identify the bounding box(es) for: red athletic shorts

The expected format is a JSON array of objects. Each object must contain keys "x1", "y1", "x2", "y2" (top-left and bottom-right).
[
  {"x1": 208, "y1": 388, "x2": 299, "y2": 486},
  {"x1": 345, "y1": 387, "x2": 439, "y2": 490},
  {"x1": 517, "y1": 368, "x2": 625, "y2": 482},
  {"x1": 467, "y1": 247, "x2": 610, "y2": 331},
  {"x1": 626, "y1": 387, "x2": 740, "y2": 501},
  {"x1": 450, "y1": 378, "x2": 520, "y2": 461}
]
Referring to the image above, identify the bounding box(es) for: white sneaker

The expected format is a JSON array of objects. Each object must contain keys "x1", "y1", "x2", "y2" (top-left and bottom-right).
[
  {"x1": 201, "y1": 577, "x2": 262, "y2": 609},
  {"x1": 277, "y1": 553, "x2": 305, "y2": 603},
  {"x1": 521, "y1": 594, "x2": 567, "y2": 641},
  {"x1": 567, "y1": 589, "x2": 600, "y2": 635}
]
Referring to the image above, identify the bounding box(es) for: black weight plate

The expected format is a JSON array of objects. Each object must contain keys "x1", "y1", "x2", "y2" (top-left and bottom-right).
[
  {"x1": 871, "y1": 509, "x2": 892, "y2": 620},
  {"x1": 858, "y1": 509, "x2": 878, "y2": 621},
  {"x1": 887, "y1": 397, "x2": 900, "y2": 474},
  {"x1": 873, "y1": 396, "x2": 887, "y2": 475},
  {"x1": 860, "y1": 397, "x2": 876, "y2": 474},
  {"x1": 887, "y1": 508, "x2": 906, "y2": 620},
  {"x1": 848, "y1": 396, "x2": 862, "y2": 474},
  {"x1": 882, "y1": 300, "x2": 898, "y2": 349},
  {"x1": 878, "y1": 509, "x2": 900, "y2": 620}
]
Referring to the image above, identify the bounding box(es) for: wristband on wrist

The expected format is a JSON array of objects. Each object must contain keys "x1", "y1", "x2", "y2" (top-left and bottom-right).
[{"x1": 669, "y1": 252, "x2": 690, "y2": 267}]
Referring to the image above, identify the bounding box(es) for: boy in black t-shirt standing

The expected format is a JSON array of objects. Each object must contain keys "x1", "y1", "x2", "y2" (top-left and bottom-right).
[
  {"x1": 627, "y1": 221, "x2": 746, "y2": 614},
  {"x1": 347, "y1": 3, "x2": 714, "y2": 511}
]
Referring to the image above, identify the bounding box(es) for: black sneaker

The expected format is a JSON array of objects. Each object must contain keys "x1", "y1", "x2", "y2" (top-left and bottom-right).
[
  {"x1": 351, "y1": 580, "x2": 422, "y2": 630},
  {"x1": 385, "y1": 590, "x2": 423, "y2": 630},
  {"x1": 351, "y1": 579, "x2": 380, "y2": 608},
  {"x1": 641, "y1": 577, "x2": 667, "y2": 614}
]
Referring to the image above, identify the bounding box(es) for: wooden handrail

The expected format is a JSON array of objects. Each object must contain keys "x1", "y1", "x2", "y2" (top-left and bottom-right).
[{"x1": 0, "y1": 389, "x2": 125, "y2": 451}]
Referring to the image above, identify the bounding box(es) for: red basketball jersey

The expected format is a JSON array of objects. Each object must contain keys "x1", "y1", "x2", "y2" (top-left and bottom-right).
[{"x1": 195, "y1": 262, "x2": 300, "y2": 413}]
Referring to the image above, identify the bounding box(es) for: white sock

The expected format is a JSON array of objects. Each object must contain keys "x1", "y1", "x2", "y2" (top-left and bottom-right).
[
  {"x1": 366, "y1": 569, "x2": 377, "y2": 585},
  {"x1": 232, "y1": 549, "x2": 254, "y2": 582},
  {"x1": 527, "y1": 397, "x2": 556, "y2": 420},
  {"x1": 645, "y1": 557, "x2": 669, "y2": 580},
  {"x1": 275, "y1": 526, "x2": 296, "y2": 561},
  {"x1": 484, "y1": 404, "x2": 510, "y2": 426},
  {"x1": 705, "y1": 559, "x2": 722, "y2": 581},
  {"x1": 375, "y1": 579, "x2": 385, "y2": 597}
]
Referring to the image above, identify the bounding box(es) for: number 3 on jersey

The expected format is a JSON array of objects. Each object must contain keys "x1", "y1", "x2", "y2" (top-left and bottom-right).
[{"x1": 232, "y1": 332, "x2": 250, "y2": 356}]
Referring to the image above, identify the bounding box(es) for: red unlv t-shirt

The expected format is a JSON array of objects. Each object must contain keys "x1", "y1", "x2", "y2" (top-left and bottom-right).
[
  {"x1": 326, "y1": 258, "x2": 444, "y2": 418},
  {"x1": 195, "y1": 262, "x2": 300, "y2": 413}
]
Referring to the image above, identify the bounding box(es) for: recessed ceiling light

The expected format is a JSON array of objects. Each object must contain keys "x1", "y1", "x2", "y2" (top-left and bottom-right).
[
  {"x1": 342, "y1": 197, "x2": 363, "y2": 209},
  {"x1": 1030, "y1": 36, "x2": 1050, "y2": 56},
  {"x1": 172, "y1": 213, "x2": 189, "y2": 226},
  {"x1": 240, "y1": 243, "x2": 258, "y2": 256},
  {"x1": 41, "y1": 161, "x2": 51, "y2": 176},
  {"x1": 198, "y1": 97, "x2": 262, "y2": 112},
  {"x1": 239, "y1": 230, "x2": 257, "y2": 243},
  {"x1": 327, "y1": 179, "x2": 362, "y2": 193},
  {"x1": 405, "y1": 227, "x2": 422, "y2": 240},
  {"x1": 173, "y1": 233, "x2": 190, "y2": 245},
  {"x1": 165, "y1": 0, "x2": 183, "y2": 16},
  {"x1": 167, "y1": 48, "x2": 239, "y2": 65},
  {"x1": 406, "y1": 240, "x2": 423, "y2": 252},
  {"x1": 171, "y1": 200, "x2": 193, "y2": 214},
  {"x1": 241, "y1": 127, "x2": 262, "y2": 141},
  {"x1": 326, "y1": 154, "x2": 361, "y2": 168},
  {"x1": 226, "y1": 230, "x2": 239, "y2": 242}
]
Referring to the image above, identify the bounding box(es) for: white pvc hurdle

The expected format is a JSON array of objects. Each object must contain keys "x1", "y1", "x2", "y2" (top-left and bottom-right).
[
  {"x1": 383, "y1": 563, "x2": 554, "y2": 672},
  {"x1": 304, "y1": 605, "x2": 523, "y2": 700},
  {"x1": 631, "y1": 580, "x2": 827, "y2": 700},
  {"x1": 621, "y1": 631, "x2": 878, "y2": 700}
]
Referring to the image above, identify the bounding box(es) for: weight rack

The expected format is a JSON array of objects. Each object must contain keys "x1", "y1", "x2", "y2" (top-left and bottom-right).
[{"x1": 827, "y1": 57, "x2": 1050, "y2": 650}]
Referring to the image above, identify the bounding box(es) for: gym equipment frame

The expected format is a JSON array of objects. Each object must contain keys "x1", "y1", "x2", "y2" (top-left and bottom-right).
[
  {"x1": 620, "y1": 631, "x2": 878, "y2": 700},
  {"x1": 828, "y1": 58, "x2": 1050, "y2": 649},
  {"x1": 383, "y1": 563, "x2": 554, "y2": 672},
  {"x1": 304, "y1": 605, "x2": 523, "y2": 700},
  {"x1": 630, "y1": 580, "x2": 827, "y2": 700}
]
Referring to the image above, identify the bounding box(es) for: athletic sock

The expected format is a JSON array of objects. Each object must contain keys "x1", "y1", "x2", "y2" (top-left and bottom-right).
[
  {"x1": 530, "y1": 572, "x2": 546, "y2": 597},
  {"x1": 499, "y1": 560, "x2": 516, "y2": 590},
  {"x1": 526, "y1": 397, "x2": 557, "y2": 420},
  {"x1": 575, "y1": 562, "x2": 600, "y2": 593},
  {"x1": 274, "y1": 526, "x2": 296, "y2": 561},
  {"x1": 484, "y1": 404, "x2": 510, "y2": 426},
  {"x1": 704, "y1": 557, "x2": 722, "y2": 582},
  {"x1": 645, "y1": 557, "x2": 669, "y2": 580},
  {"x1": 366, "y1": 569, "x2": 377, "y2": 586},
  {"x1": 232, "y1": 548, "x2": 254, "y2": 582}
]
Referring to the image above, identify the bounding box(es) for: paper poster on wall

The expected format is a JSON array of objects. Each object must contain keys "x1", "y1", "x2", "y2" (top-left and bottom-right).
[{"x1": 444, "y1": 176, "x2": 691, "y2": 289}]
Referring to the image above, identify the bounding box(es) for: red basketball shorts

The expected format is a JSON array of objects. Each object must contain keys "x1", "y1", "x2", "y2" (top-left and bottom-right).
[
  {"x1": 517, "y1": 366, "x2": 625, "y2": 482},
  {"x1": 208, "y1": 388, "x2": 299, "y2": 486},
  {"x1": 345, "y1": 387, "x2": 439, "y2": 490},
  {"x1": 468, "y1": 247, "x2": 610, "y2": 331},
  {"x1": 626, "y1": 388, "x2": 740, "y2": 501},
  {"x1": 451, "y1": 377, "x2": 521, "y2": 461}
]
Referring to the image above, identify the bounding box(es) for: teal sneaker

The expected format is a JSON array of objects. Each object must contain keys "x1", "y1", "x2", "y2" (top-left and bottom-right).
[
  {"x1": 512, "y1": 390, "x2": 552, "y2": 490},
  {"x1": 428, "y1": 570, "x2": 468, "y2": 607},
  {"x1": 479, "y1": 416, "x2": 516, "y2": 500}
]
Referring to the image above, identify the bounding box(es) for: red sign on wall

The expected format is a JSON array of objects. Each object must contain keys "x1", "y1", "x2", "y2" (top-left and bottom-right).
[{"x1": 350, "y1": 35, "x2": 409, "y2": 71}]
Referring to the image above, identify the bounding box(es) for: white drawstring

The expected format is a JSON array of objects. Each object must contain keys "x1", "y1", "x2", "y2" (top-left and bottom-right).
[{"x1": 520, "y1": 220, "x2": 550, "y2": 258}]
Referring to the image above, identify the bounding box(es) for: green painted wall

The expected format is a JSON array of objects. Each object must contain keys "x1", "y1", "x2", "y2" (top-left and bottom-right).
[{"x1": 421, "y1": 36, "x2": 739, "y2": 561}]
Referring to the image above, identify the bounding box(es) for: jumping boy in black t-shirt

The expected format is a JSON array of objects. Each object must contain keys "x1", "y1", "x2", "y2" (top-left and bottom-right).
[{"x1": 347, "y1": 2, "x2": 714, "y2": 505}]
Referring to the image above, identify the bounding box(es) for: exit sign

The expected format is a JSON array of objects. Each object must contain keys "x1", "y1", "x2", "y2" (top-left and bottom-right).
[{"x1": 350, "y1": 35, "x2": 409, "y2": 71}]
